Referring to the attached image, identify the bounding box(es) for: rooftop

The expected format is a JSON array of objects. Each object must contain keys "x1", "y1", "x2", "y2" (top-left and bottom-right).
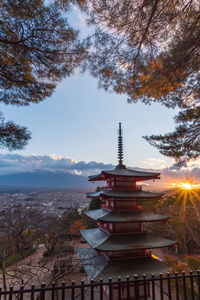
[
  {"x1": 80, "y1": 228, "x2": 176, "y2": 251},
  {"x1": 89, "y1": 168, "x2": 160, "y2": 181},
  {"x1": 77, "y1": 248, "x2": 169, "y2": 280},
  {"x1": 85, "y1": 209, "x2": 169, "y2": 223},
  {"x1": 87, "y1": 189, "x2": 163, "y2": 199}
]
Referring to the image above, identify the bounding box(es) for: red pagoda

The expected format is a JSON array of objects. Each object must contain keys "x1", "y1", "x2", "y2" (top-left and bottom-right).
[{"x1": 78, "y1": 123, "x2": 176, "y2": 298}]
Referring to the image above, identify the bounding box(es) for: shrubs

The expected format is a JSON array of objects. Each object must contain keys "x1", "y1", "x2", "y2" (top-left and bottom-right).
[
  {"x1": 185, "y1": 255, "x2": 200, "y2": 271},
  {"x1": 165, "y1": 255, "x2": 187, "y2": 273},
  {"x1": 165, "y1": 254, "x2": 200, "y2": 273},
  {"x1": 6, "y1": 248, "x2": 36, "y2": 267}
]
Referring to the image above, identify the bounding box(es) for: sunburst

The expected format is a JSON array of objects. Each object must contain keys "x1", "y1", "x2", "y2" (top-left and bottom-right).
[
  {"x1": 171, "y1": 179, "x2": 200, "y2": 219},
  {"x1": 172, "y1": 181, "x2": 200, "y2": 191},
  {"x1": 179, "y1": 183, "x2": 192, "y2": 190}
]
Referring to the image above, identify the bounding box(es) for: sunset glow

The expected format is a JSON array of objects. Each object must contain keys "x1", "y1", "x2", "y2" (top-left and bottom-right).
[
  {"x1": 180, "y1": 183, "x2": 192, "y2": 190},
  {"x1": 172, "y1": 181, "x2": 200, "y2": 190},
  {"x1": 170, "y1": 180, "x2": 200, "y2": 220}
]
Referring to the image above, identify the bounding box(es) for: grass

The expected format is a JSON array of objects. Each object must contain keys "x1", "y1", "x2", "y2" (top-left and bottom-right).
[{"x1": 6, "y1": 248, "x2": 36, "y2": 267}]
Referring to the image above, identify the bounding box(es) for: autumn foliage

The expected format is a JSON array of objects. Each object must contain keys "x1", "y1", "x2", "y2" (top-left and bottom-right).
[
  {"x1": 69, "y1": 219, "x2": 86, "y2": 235},
  {"x1": 84, "y1": 0, "x2": 200, "y2": 164}
]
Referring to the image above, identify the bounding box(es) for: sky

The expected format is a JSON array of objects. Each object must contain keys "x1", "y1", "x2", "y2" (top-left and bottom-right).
[
  {"x1": 2, "y1": 72, "x2": 177, "y2": 168},
  {"x1": 1, "y1": 5, "x2": 199, "y2": 188}
]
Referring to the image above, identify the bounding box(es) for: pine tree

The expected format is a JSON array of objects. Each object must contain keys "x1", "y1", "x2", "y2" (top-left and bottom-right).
[{"x1": 83, "y1": 0, "x2": 200, "y2": 164}]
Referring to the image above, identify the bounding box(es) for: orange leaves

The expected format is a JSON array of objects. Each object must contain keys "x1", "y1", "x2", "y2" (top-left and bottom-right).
[
  {"x1": 165, "y1": 255, "x2": 188, "y2": 273},
  {"x1": 69, "y1": 220, "x2": 86, "y2": 234},
  {"x1": 185, "y1": 255, "x2": 200, "y2": 271},
  {"x1": 165, "y1": 254, "x2": 200, "y2": 273},
  {"x1": 99, "y1": 68, "x2": 112, "y2": 78},
  {"x1": 132, "y1": 57, "x2": 181, "y2": 99}
]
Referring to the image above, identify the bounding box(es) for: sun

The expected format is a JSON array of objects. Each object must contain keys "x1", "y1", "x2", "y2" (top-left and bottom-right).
[
  {"x1": 181, "y1": 183, "x2": 192, "y2": 190},
  {"x1": 172, "y1": 180, "x2": 200, "y2": 191},
  {"x1": 171, "y1": 179, "x2": 200, "y2": 220}
]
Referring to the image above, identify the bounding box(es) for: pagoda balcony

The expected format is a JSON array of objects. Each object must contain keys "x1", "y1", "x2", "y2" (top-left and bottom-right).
[
  {"x1": 100, "y1": 226, "x2": 148, "y2": 235},
  {"x1": 101, "y1": 203, "x2": 141, "y2": 211},
  {"x1": 104, "y1": 249, "x2": 147, "y2": 260},
  {"x1": 99, "y1": 222, "x2": 148, "y2": 234},
  {"x1": 112, "y1": 184, "x2": 142, "y2": 190}
]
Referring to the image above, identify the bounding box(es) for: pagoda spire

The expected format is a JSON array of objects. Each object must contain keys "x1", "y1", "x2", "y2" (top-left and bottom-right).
[{"x1": 116, "y1": 122, "x2": 126, "y2": 169}]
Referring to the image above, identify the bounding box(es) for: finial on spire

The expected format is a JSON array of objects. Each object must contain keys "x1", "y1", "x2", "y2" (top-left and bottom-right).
[{"x1": 116, "y1": 122, "x2": 126, "y2": 169}]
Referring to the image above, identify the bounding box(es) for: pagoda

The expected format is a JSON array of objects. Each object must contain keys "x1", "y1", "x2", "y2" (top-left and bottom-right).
[{"x1": 78, "y1": 123, "x2": 176, "y2": 298}]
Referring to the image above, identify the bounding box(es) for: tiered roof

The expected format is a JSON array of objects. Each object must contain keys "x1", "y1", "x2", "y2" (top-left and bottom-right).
[
  {"x1": 85, "y1": 209, "x2": 169, "y2": 223},
  {"x1": 89, "y1": 168, "x2": 160, "y2": 181},
  {"x1": 87, "y1": 189, "x2": 163, "y2": 199},
  {"x1": 78, "y1": 123, "x2": 177, "y2": 280},
  {"x1": 77, "y1": 248, "x2": 169, "y2": 281},
  {"x1": 80, "y1": 228, "x2": 176, "y2": 251}
]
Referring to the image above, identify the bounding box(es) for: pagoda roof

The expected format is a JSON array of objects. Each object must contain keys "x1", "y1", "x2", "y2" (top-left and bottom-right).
[
  {"x1": 77, "y1": 248, "x2": 169, "y2": 281},
  {"x1": 89, "y1": 168, "x2": 160, "y2": 181},
  {"x1": 85, "y1": 209, "x2": 169, "y2": 223},
  {"x1": 87, "y1": 189, "x2": 163, "y2": 199},
  {"x1": 80, "y1": 228, "x2": 176, "y2": 251}
]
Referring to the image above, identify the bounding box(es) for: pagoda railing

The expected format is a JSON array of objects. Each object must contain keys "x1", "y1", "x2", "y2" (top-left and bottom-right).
[{"x1": 0, "y1": 271, "x2": 199, "y2": 299}]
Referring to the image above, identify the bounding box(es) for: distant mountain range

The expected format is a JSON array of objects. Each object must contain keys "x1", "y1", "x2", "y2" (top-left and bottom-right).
[
  {"x1": 0, "y1": 170, "x2": 184, "y2": 194},
  {"x1": 0, "y1": 170, "x2": 96, "y2": 191}
]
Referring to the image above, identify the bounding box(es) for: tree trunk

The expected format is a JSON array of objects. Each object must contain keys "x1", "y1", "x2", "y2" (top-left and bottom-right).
[{"x1": 1, "y1": 260, "x2": 7, "y2": 300}]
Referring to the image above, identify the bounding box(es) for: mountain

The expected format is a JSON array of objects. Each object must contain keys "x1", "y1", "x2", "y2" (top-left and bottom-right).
[
  {"x1": 161, "y1": 188, "x2": 180, "y2": 195},
  {"x1": 0, "y1": 170, "x2": 96, "y2": 191}
]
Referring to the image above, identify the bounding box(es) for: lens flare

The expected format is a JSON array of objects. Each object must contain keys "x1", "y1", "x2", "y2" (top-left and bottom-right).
[
  {"x1": 180, "y1": 183, "x2": 192, "y2": 190},
  {"x1": 170, "y1": 179, "x2": 200, "y2": 220},
  {"x1": 172, "y1": 181, "x2": 200, "y2": 190}
]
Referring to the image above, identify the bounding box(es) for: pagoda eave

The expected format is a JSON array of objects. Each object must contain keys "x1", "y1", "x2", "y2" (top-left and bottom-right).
[
  {"x1": 87, "y1": 190, "x2": 163, "y2": 199},
  {"x1": 89, "y1": 176, "x2": 160, "y2": 182},
  {"x1": 96, "y1": 242, "x2": 176, "y2": 252},
  {"x1": 80, "y1": 228, "x2": 177, "y2": 252},
  {"x1": 85, "y1": 209, "x2": 169, "y2": 223},
  {"x1": 89, "y1": 169, "x2": 161, "y2": 182},
  {"x1": 77, "y1": 248, "x2": 170, "y2": 281}
]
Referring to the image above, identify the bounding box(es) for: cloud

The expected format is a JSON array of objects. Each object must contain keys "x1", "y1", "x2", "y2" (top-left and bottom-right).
[
  {"x1": 147, "y1": 166, "x2": 200, "y2": 191},
  {"x1": 131, "y1": 157, "x2": 200, "y2": 190},
  {"x1": 0, "y1": 153, "x2": 114, "y2": 176},
  {"x1": 1, "y1": 153, "x2": 200, "y2": 190},
  {"x1": 140, "y1": 158, "x2": 169, "y2": 169}
]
